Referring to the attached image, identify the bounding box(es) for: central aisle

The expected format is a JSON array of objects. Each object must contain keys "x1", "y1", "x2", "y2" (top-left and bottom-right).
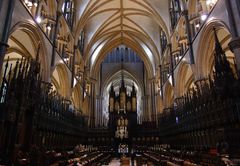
[
  {"x1": 107, "y1": 157, "x2": 138, "y2": 166},
  {"x1": 108, "y1": 158, "x2": 121, "y2": 166}
]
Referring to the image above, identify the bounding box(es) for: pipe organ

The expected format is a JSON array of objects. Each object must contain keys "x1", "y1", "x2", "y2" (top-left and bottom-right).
[{"x1": 108, "y1": 79, "x2": 137, "y2": 154}]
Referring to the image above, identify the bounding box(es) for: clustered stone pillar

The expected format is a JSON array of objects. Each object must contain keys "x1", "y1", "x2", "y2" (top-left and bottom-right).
[
  {"x1": 71, "y1": 45, "x2": 77, "y2": 87},
  {"x1": 149, "y1": 79, "x2": 157, "y2": 122},
  {"x1": 0, "y1": 0, "x2": 16, "y2": 72},
  {"x1": 229, "y1": 38, "x2": 240, "y2": 72},
  {"x1": 183, "y1": 10, "x2": 195, "y2": 65},
  {"x1": 95, "y1": 95, "x2": 103, "y2": 127},
  {"x1": 142, "y1": 96, "x2": 147, "y2": 122},
  {"x1": 51, "y1": 11, "x2": 61, "y2": 67},
  {"x1": 89, "y1": 80, "x2": 96, "y2": 128},
  {"x1": 226, "y1": 0, "x2": 240, "y2": 72},
  {"x1": 142, "y1": 95, "x2": 151, "y2": 122}
]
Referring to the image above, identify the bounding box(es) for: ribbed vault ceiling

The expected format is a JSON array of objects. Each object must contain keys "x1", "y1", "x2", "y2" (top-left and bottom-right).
[{"x1": 75, "y1": 0, "x2": 170, "y2": 77}]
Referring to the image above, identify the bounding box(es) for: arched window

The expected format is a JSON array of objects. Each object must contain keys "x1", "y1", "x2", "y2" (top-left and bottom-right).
[
  {"x1": 62, "y1": 0, "x2": 75, "y2": 29},
  {"x1": 160, "y1": 28, "x2": 168, "y2": 55},
  {"x1": 169, "y1": 0, "x2": 181, "y2": 29},
  {"x1": 78, "y1": 30, "x2": 85, "y2": 56}
]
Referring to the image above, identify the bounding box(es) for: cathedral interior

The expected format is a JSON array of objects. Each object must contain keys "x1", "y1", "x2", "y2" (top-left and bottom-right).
[{"x1": 0, "y1": 0, "x2": 240, "y2": 165}]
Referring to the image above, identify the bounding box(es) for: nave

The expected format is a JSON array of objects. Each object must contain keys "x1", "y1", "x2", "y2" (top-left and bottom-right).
[
  {"x1": 0, "y1": 42, "x2": 240, "y2": 165},
  {"x1": 1, "y1": 0, "x2": 240, "y2": 165}
]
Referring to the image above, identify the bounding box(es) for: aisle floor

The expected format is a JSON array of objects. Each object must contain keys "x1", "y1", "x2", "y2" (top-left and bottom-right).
[
  {"x1": 107, "y1": 158, "x2": 137, "y2": 166},
  {"x1": 108, "y1": 158, "x2": 121, "y2": 166}
]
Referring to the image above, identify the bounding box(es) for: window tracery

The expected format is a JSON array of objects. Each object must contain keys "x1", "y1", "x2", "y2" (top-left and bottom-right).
[
  {"x1": 169, "y1": 0, "x2": 182, "y2": 29},
  {"x1": 160, "y1": 28, "x2": 168, "y2": 55},
  {"x1": 62, "y1": 0, "x2": 75, "y2": 29}
]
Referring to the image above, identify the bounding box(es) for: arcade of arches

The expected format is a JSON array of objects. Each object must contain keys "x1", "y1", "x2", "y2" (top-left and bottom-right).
[{"x1": 0, "y1": 0, "x2": 240, "y2": 165}]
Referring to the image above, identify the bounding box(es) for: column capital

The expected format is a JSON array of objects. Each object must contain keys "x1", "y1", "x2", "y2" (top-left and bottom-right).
[{"x1": 229, "y1": 37, "x2": 240, "y2": 51}]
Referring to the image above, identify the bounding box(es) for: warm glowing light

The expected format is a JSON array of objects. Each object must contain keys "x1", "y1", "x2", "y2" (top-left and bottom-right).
[
  {"x1": 169, "y1": 75, "x2": 173, "y2": 85},
  {"x1": 47, "y1": 25, "x2": 51, "y2": 31},
  {"x1": 206, "y1": 0, "x2": 211, "y2": 5},
  {"x1": 36, "y1": 16, "x2": 42, "y2": 23},
  {"x1": 64, "y1": 57, "x2": 69, "y2": 62},
  {"x1": 201, "y1": 14, "x2": 208, "y2": 21},
  {"x1": 73, "y1": 78, "x2": 77, "y2": 87},
  {"x1": 206, "y1": 0, "x2": 217, "y2": 6},
  {"x1": 27, "y1": 2, "x2": 33, "y2": 7}
]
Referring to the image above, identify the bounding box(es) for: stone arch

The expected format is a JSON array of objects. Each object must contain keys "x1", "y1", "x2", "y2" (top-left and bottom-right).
[
  {"x1": 101, "y1": 69, "x2": 144, "y2": 122},
  {"x1": 51, "y1": 63, "x2": 71, "y2": 97},
  {"x1": 5, "y1": 21, "x2": 49, "y2": 81},
  {"x1": 72, "y1": 82, "x2": 82, "y2": 111},
  {"x1": 90, "y1": 38, "x2": 155, "y2": 81},
  {"x1": 196, "y1": 20, "x2": 232, "y2": 79},
  {"x1": 175, "y1": 62, "x2": 194, "y2": 97},
  {"x1": 101, "y1": 65, "x2": 144, "y2": 94},
  {"x1": 163, "y1": 81, "x2": 174, "y2": 108}
]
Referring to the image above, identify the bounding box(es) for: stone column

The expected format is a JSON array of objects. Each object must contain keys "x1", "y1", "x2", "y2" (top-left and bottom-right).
[
  {"x1": 159, "y1": 65, "x2": 164, "y2": 100},
  {"x1": 71, "y1": 45, "x2": 77, "y2": 87},
  {"x1": 199, "y1": 0, "x2": 208, "y2": 13},
  {"x1": 142, "y1": 95, "x2": 151, "y2": 122},
  {"x1": 99, "y1": 96, "x2": 103, "y2": 126},
  {"x1": 229, "y1": 38, "x2": 240, "y2": 72},
  {"x1": 89, "y1": 79, "x2": 96, "y2": 128},
  {"x1": 95, "y1": 95, "x2": 102, "y2": 127},
  {"x1": 149, "y1": 78, "x2": 157, "y2": 122},
  {"x1": 225, "y1": 0, "x2": 238, "y2": 37},
  {"x1": 51, "y1": 11, "x2": 61, "y2": 67},
  {"x1": 31, "y1": 1, "x2": 38, "y2": 16},
  {"x1": 169, "y1": 43, "x2": 175, "y2": 86},
  {"x1": 236, "y1": 0, "x2": 240, "y2": 16},
  {"x1": 226, "y1": 0, "x2": 240, "y2": 72},
  {"x1": 141, "y1": 96, "x2": 147, "y2": 122},
  {"x1": 95, "y1": 95, "x2": 99, "y2": 127},
  {"x1": 183, "y1": 10, "x2": 195, "y2": 64},
  {"x1": 0, "y1": 0, "x2": 16, "y2": 72}
]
